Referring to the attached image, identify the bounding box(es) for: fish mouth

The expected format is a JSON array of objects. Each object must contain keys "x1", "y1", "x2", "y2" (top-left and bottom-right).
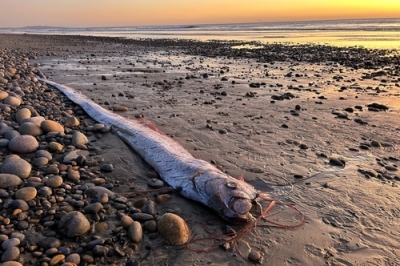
[{"x1": 227, "y1": 197, "x2": 260, "y2": 223}]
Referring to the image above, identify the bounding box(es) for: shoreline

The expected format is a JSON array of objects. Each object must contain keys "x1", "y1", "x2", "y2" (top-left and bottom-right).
[{"x1": 0, "y1": 33, "x2": 399, "y2": 265}]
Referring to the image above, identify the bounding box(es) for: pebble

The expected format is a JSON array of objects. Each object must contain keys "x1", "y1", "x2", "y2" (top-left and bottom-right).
[
  {"x1": 0, "y1": 156, "x2": 32, "y2": 179},
  {"x1": 8, "y1": 135, "x2": 39, "y2": 153},
  {"x1": 84, "y1": 202, "x2": 103, "y2": 213},
  {"x1": 147, "y1": 178, "x2": 164, "y2": 188},
  {"x1": 0, "y1": 174, "x2": 22, "y2": 188},
  {"x1": 128, "y1": 221, "x2": 143, "y2": 243},
  {"x1": 100, "y1": 163, "x2": 114, "y2": 172},
  {"x1": 4, "y1": 96, "x2": 22, "y2": 107},
  {"x1": 64, "y1": 116, "x2": 80, "y2": 127},
  {"x1": 18, "y1": 122, "x2": 43, "y2": 136},
  {"x1": 15, "y1": 108, "x2": 31, "y2": 122},
  {"x1": 48, "y1": 141, "x2": 63, "y2": 152},
  {"x1": 71, "y1": 131, "x2": 88, "y2": 146},
  {"x1": 157, "y1": 213, "x2": 190, "y2": 245},
  {"x1": 2, "y1": 238, "x2": 20, "y2": 250},
  {"x1": 329, "y1": 158, "x2": 346, "y2": 167},
  {"x1": 41, "y1": 120, "x2": 64, "y2": 133},
  {"x1": 50, "y1": 254, "x2": 65, "y2": 266},
  {"x1": 1, "y1": 262, "x2": 23, "y2": 266},
  {"x1": 37, "y1": 237, "x2": 61, "y2": 249},
  {"x1": 248, "y1": 250, "x2": 263, "y2": 263},
  {"x1": 1, "y1": 246, "x2": 20, "y2": 262},
  {"x1": 46, "y1": 175, "x2": 64, "y2": 188},
  {"x1": 120, "y1": 215, "x2": 134, "y2": 228},
  {"x1": 15, "y1": 187, "x2": 37, "y2": 201},
  {"x1": 65, "y1": 253, "x2": 80, "y2": 264},
  {"x1": 156, "y1": 194, "x2": 172, "y2": 203},
  {"x1": 58, "y1": 211, "x2": 91, "y2": 237}
]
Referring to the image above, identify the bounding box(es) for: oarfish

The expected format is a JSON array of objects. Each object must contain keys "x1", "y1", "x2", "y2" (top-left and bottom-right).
[{"x1": 39, "y1": 78, "x2": 259, "y2": 222}]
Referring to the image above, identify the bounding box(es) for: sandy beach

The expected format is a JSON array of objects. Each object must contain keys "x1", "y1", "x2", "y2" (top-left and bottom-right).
[{"x1": 0, "y1": 34, "x2": 399, "y2": 266}]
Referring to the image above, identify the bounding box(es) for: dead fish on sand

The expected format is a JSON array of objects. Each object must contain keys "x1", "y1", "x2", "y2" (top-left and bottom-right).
[{"x1": 39, "y1": 78, "x2": 270, "y2": 223}]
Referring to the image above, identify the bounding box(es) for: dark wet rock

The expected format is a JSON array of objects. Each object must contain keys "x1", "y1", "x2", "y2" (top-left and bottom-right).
[
  {"x1": 130, "y1": 213, "x2": 154, "y2": 222},
  {"x1": 58, "y1": 211, "x2": 91, "y2": 237},
  {"x1": 100, "y1": 163, "x2": 114, "y2": 172},
  {"x1": 329, "y1": 158, "x2": 346, "y2": 167},
  {"x1": 84, "y1": 202, "x2": 103, "y2": 213},
  {"x1": 37, "y1": 237, "x2": 61, "y2": 249},
  {"x1": 367, "y1": 103, "x2": 389, "y2": 111}
]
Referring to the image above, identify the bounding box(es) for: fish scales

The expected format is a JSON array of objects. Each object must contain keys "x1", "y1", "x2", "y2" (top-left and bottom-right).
[{"x1": 39, "y1": 78, "x2": 258, "y2": 222}]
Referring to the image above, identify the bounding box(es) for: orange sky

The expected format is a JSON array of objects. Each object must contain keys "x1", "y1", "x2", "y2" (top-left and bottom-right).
[{"x1": 1, "y1": 0, "x2": 400, "y2": 27}]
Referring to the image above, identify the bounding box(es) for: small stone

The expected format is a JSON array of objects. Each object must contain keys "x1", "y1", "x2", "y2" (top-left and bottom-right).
[
  {"x1": 1, "y1": 246, "x2": 20, "y2": 262},
  {"x1": 113, "y1": 105, "x2": 129, "y2": 111},
  {"x1": 48, "y1": 141, "x2": 63, "y2": 152},
  {"x1": 35, "y1": 150, "x2": 52, "y2": 160},
  {"x1": 84, "y1": 203, "x2": 103, "y2": 213},
  {"x1": 0, "y1": 174, "x2": 22, "y2": 188},
  {"x1": 19, "y1": 122, "x2": 43, "y2": 136},
  {"x1": 248, "y1": 250, "x2": 262, "y2": 263},
  {"x1": 100, "y1": 163, "x2": 114, "y2": 172},
  {"x1": 0, "y1": 91, "x2": 9, "y2": 100},
  {"x1": 4, "y1": 96, "x2": 22, "y2": 107},
  {"x1": 50, "y1": 254, "x2": 65, "y2": 266},
  {"x1": 128, "y1": 221, "x2": 142, "y2": 243},
  {"x1": 67, "y1": 169, "x2": 80, "y2": 181},
  {"x1": 120, "y1": 215, "x2": 134, "y2": 228},
  {"x1": 329, "y1": 158, "x2": 345, "y2": 167},
  {"x1": 15, "y1": 187, "x2": 37, "y2": 201},
  {"x1": 219, "y1": 129, "x2": 228, "y2": 134},
  {"x1": 92, "y1": 245, "x2": 108, "y2": 257},
  {"x1": 156, "y1": 194, "x2": 172, "y2": 203},
  {"x1": 157, "y1": 213, "x2": 190, "y2": 245},
  {"x1": 46, "y1": 175, "x2": 64, "y2": 188},
  {"x1": 8, "y1": 135, "x2": 39, "y2": 153},
  {"x1": 0, "y1": 156, "x2": 32, "y2": 179},
  {"x1": 147, "y1": 178, "x2": 164, "y2": 188},
  {"x1": 1, "y1": 262, "x2": 23, "y2": 266},
  {"x1": 58, "y1": 211, "x2": 91, "y2": 237},
  {"x1": 41, "y1": 120, "x2": 64, "y2": 133},
  {"x1": 2, "y1": 238, "x2": 20, "y2": 250},
  {"x1": 37, "y1": 237, "x2": 61, "y2": 249},
  {"x1": 71, "y1": 131, "x2": 88, "y2": 146},
  {"x1": 66, "y1": 253, "x2": 80, "y2": 264},
  {"x1": 15, "y1": 108, "x2": 31, "y2": 122},
  {"x1": 64, "y1": 116, "x2": 80, "y2": 127}
]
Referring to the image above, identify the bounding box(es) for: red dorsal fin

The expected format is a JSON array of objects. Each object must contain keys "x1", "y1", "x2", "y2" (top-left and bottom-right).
[
  {"x1": 140, "y1": 121, "x2": 166, "y2": 135},
  {"x1": 238, "y1": 173, "x2": 245, "y2": 181}
]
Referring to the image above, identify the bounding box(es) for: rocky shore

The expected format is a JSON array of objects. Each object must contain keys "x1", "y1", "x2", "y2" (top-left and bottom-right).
[{"x1": 0, "y1": 34, "x2": 399, "y2": 266}]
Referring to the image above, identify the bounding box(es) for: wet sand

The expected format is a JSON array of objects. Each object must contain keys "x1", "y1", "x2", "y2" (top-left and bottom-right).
[{"x1": 0, "y1": 34, "x2": 399, "y2": 265}]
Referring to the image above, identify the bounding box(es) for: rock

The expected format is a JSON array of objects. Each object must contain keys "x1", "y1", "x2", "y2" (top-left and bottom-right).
[
  {"x1": 128, "y1": 221, "x2": 142, "y2": 243},
  {"x1": 83, "y1": 203, "x2": 103, "y2": 213},
  {"x1": 120, "y1": 215, "x2": 134, "y2": 228},
  {"x1": 100, "y1": 163, "x2": 114, "y2": 172},
  {"x1": 8, "y1": 135, "x2": 39, "y2": 153},
  {"x1": 92, "y1": 245, "x2": 108, "y2": 257},
  {"x1": 1, "y1": 246, "x2": 20, "y2": 262},
  {"x1": 22, "y1": 116, "x2": 45, "y2": 126},
  {"x1": 71, "y1": 131, "x2": 88, "y2": 146},
  {"x1": 8, "y1": 199, "x2": 29, "y2": 211},
  {"x1": 64, "y1": 116, "x2": 80, "y2": 127},
  {"x1": 4, "y1": 96, "x2": 21, "y2": 107},
  {"x1": 66, "y1": 253, "x2": 80, "y2": 264},
  {"x1": 41, "y1": 120, "x2": 64, "y2": 133},
  {"x1": 15, "y1": 187, "x2": 37, "y2": 201},
  {"x1": 0, "y1": 174, "x2": 22, "y2": 188},
  {"x1": 329, "y1": 158, "x2": 346, "y2": 167},
  {"x1": 46, "y1": 175, "x2": 63, "y2": 188},
  {"x1": 147, "y1": 178, "x2": 164, "y2": 188},
  {"x1": 4, "y1": 130, "x2": 20, "y2": 140},
  {"x1": 0, "y1": 156, "x2": 32, "y2": 179},
  {"x1": 2, "y1": 238, "x2": 20, "y2": 250},
  {"x1": 15, "y1": 108, "x2": 31, "y2": 122},
  {"x1": 18, "y1": 122, "x2": 43, "y2": 136},
  {"x1": 67, "y1": 169, "x2": 80, "y2": 181},
  {"x1": 48, "y1": 141, "x2": 63, "y2": 152},
  {"x1": 0, "y1": 91, "x2": 9, "y2": 100},
  {"x1": 50, "y1": 254, "x2": 65, "y2": 266},
  {"x1": 2, "y1": 262, "x2": 23, "y2": 266},
  {"x1": 248, "y1": 250, "x2": 263, "y2": 263},
  {"x1": 35, "y1": 150, "x2": 52, "y2": 160},
  {"x1": 113, "y1": 105, "x2": 129, "y2": 111},
  {"x1": 157, "y1": 213, "x2": 190, "y2": 245},
  {"x1": 37, "y1": 237, "x2": 61, "y2": 249},
  {"x1": 58, "y1": 211, "x2": 90, "y2": 237}
]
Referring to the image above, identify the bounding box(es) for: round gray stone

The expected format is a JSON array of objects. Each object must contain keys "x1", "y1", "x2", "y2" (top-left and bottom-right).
[
  {"x1": 71, "y1": 131, "x2": 88, "y2": 146},
  {"x1": 0, "y1": 174, "x2": 22, "y2": 188},
  {"x1": 8, "y1": 135, "x2": 39, "y2": 153},
  {"x1": 18, "y1": 122, "x2": 43, "y2": 136},
  {"x1": 1, "y1": 246, "x2": 20, "y2": 262},
  {"x1": 0, "y1": 156, "x2": 32, "y2": 179}
]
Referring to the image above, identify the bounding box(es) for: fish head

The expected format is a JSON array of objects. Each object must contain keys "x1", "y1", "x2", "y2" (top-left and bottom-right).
[{"x1": 201, "y1": 171, "x2": 259, "y2": 223}]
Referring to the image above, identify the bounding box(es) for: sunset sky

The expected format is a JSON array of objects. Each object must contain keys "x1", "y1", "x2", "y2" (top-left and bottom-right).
[{"x1": 1, "y1": 0, "x2": 400, "y2": 28}]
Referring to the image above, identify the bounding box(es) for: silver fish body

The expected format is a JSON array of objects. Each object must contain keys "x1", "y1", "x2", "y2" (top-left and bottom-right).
[{"x1": 39, "y1": 78, "x2": 259, "y2": 222}]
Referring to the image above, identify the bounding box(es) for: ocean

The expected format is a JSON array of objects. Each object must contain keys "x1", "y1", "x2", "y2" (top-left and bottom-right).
[{"x1": 2, "y1": 18, "x2": 400, "y2": 49}]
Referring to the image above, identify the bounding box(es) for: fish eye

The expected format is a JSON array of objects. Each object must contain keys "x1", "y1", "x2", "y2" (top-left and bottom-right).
[{"x1": 226, "y1": 182, "x2": 237, "y2": 189}]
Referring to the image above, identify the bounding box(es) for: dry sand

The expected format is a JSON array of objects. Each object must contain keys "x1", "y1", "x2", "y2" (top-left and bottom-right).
[{"x1": 1, "y1": 34, "x2": 399, "y2": 265}]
